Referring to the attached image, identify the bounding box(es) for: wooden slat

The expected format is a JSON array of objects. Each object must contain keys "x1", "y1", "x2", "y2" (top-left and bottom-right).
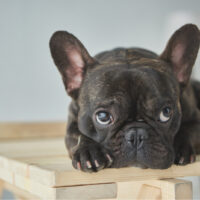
[
  {"x1": 0, "y1": 137, "x2": 66, "y2": 158},
  {"x1": 55, "y1": 183, "x2": 116, "y2": 200},
  {"x1": 0, "y1": 168, "x2": 117, "y2": 200},
  {"x1": 3, "y1": 181, "x2": 40, "y2": 200},
  {"x1": 0, "y1": 122, "x2": 66, "y2": 140},
  {"x1": 160, "y1": 179, "x2": 192, "y2": 199},
  {"x1": 0, "y1": 122, "x2": 197, "y2": 199},
  {"x1": 133, "y1": 184, "x2": 161, "y2": 200},
  {"x1": 0, "y1": 180, "x2": 4, "y2": 199},
  {"x1": 53, "y1": 159, "x2": 200, "y2": 187},
  {"x1": 0, "y1": 137, "x2": 200, "y2": 187},
  {"x1": 117, "y1": 179, "x2": 192, "y2": 199}
]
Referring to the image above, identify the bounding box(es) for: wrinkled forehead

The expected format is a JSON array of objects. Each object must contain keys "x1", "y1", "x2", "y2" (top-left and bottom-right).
[
  {"x1": 81, "y1": 64, "x2": 179, "y2": 108},
  {"x1": 136, "y1": 67, "x2": 179, "y2": 97},
  {"x1": 135, "y1": 68, "x2": 180, "y2": 112},
  {"x1": 84, "y1": 65, "x2": 134, "y2": 104}
]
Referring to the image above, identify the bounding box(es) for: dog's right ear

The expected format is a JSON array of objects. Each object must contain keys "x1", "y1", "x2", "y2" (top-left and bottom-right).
[
  {"x1": 49, "y1": 31, "x2": 96, "y2": 99},
  {"x1": 160, "y1": 24, "x2": 200, "y2": 90}
]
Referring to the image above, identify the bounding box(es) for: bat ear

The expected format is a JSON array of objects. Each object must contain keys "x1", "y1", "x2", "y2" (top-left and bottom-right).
[
  {"x1": 49, "y1": 31, "x2": 96, "y2": 99},
  {"x1": 160, "y1": 24, "x2": 200, "y2": 89}
]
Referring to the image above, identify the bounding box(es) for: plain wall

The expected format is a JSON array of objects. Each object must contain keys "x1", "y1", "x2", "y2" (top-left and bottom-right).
[{"x1": 1, "y1": 0, "x2": 200, "y2": 122}]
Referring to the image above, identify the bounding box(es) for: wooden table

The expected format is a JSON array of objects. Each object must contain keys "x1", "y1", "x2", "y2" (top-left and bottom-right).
[{"x1": 0, "y1": 122, "x2": 199, "y2": 199}]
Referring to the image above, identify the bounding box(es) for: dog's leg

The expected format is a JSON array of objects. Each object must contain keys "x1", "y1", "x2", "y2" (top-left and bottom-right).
[
  {"x1": 174, "y1": 121, "x2": 200, "y2": 165},
  {"x1": 192, "y1": 80, "x2": 200, "y2": 109},
  {"x1": 65, "y1": 101, "x2": 113, "y2": 172}
]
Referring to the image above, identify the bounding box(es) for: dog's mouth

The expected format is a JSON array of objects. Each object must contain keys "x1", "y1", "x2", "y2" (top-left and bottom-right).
[
  {"x1": 136, "y1": 142, "x2": 174, "y2": 169},
  {"x1": 106, "y1": 128, "x2": 174, "y2": 169},
  {"x1": 110, "y1": 142, "x2": 174, "y2": 169}
]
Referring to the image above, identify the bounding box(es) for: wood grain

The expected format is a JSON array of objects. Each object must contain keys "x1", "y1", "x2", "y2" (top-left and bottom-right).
[
  {"x1": 0, "y1": 122, "x2": 66, "y2": 140},
  {"x1": 0, "y1": 122, "x2": 198, "y2": 199},
  {"x1": 0, "y1": 137, "x2": 199, "y2": 187},
  {"x1": 117, "y1": 179, "x2": 192, "y2": 200},
  {"x1": 0, "y1": 180, "x2": 4, "y2": 199},
  {"x1": 3, "y1": 181, "x2": 40, "y2": 200}
]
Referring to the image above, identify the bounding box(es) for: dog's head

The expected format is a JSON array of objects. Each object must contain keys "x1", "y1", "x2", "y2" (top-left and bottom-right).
[{"x1": 50, "y1": 24, "x2": 200, "y2": 169}]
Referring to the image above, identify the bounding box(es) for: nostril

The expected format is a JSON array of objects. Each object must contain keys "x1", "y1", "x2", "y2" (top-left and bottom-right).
[
  {"x1": 137, "y1": 128, "x2": 149, "y2": 140},
  {"x1": 137, "y1": 136, "x2": 144, "y2": 149},
  {"x1": 125, "y1": 128, "x2": 149, "y2": 148},
  {"x1": 140, "y1": 135, "x2": 147, "y2": 140},
  {"x1": 125, "y1": 129, "x2": 136, "y2": 142},
  {"x1": 138, "y1": 136, "x2": 142, "y2": 143},
  {"x1": 137, "y1": 129, "x2": 149, "y2": 149}
]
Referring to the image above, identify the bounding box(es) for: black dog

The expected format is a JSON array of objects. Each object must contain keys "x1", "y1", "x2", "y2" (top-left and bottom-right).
[{"x1": 50, "y1": 24, "x2": 200, "y2": 172}]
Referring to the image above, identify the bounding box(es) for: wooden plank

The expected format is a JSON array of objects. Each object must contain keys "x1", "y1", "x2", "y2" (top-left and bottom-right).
[
  {"x1": 55, "y1": 183, "x2": 116, "y2": 200},
  {"x1": 0, "y1": 122, "x2": 196, "y2": 199},
  {"x1": 0, "y1": 167, "x2": 117, "y2": 200},
  {"x1": 0, "y1": 138, "x2": 200, "y2": 187},
  {"x1": 0, "y1": 180, "x2": 4, "y2": 199},
  {"x1": 161, "y1": 179, "x2": 192, "y2": 199},
  {"x1": 136, "y1": 184, "x2": 161, "y2": 200},
  {"x1": 14, "y1": 175, "x2": 116, "y2": 200},
  {"x1": 3, "y1": 181, "x2": 40, "y2": 200},
  {"x1": 53, "y1": 159, "x2": 200, "y2": 187},
  {"x1": 14, "y1": 174, "x2": 56, "y2": 200},
  {"x1": 1, "y1": 149, "x2": 199, "y2": 188},
  {"x1": 0, "y1": 137, "x2": 66, "y2": 158},
  {"x1": 0, "y1": 167, "x2": 56, "y2": 199},
  {"x1": 117, "y1": 179, "x2": 192, "y2": 200},
  {"x1": 0, "y1": 122, "x2": 66, "y2": 140},
  {"x1": 117, "y1": 181, "x2": 161, "y2": 199},
  {"x1": 150, "y1": 179, "x2": 192, "y2": 200},
  {"x1": 0, "y1": 158, "x2": 55, "y2": 187},
  {"x1": 10, "y1": 181, "x2": 116, "y2": 200},
  {"x1": 0, "y1": 167, "x2": 13, "y2": 184},
  {"x1": 17, "y1": 155, "x2": 68, "y2": 165},
  {"x1": 0, "y1": 174, "x2": 192, "y2": 200}
]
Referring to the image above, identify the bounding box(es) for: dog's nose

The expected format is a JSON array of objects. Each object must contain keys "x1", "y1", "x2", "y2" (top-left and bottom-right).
[
  {"x1": 137, "y1": 128, "x2": 149, "y2": 149},
  {"x1": 125, "y1": 128, "x2": 149, "y2": 148},
  {"x1": 125, "y1": 129, "x2": 136, "y2": 145}
]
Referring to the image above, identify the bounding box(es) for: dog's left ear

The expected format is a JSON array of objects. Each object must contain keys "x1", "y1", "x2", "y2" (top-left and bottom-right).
[
  {"x1": 160, "y1": 24, "x2": 200, "y2": 89},
  {"x1": 49, "y1": 31, "x2": 96, "y2": 99}
]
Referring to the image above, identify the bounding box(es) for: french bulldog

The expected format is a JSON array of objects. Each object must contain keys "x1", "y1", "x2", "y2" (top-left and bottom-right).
[{"x1": 49, "y1": 24, "x2": 200, "y2": 172}]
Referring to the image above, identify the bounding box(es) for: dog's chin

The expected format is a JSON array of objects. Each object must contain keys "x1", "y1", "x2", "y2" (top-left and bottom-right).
[
  {"x1": 112, "y1": 155, "x2": 174, "y2": 169},
  {"x1": 111, "y1": 146, "x2": 174, "y2": 169},
  {"x1": 137, "y1": 155, "x2": 174, "y2": 169}
]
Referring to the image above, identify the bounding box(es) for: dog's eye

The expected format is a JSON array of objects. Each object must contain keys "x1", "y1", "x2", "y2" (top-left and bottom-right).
[
  {"x1": 159, "y1": 107, "x2": 172, "y2": 122},
  {"x1": 96, "y1": 111, "x2": 113, "y2": 125}
]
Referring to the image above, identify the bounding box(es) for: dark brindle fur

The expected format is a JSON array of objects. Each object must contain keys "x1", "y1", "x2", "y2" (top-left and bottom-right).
[{"x1": 50, "y1": 24, "x2": 200, "y2": 172}]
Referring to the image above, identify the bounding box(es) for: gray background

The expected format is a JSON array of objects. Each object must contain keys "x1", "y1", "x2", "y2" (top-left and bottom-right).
[
  {"x1": 0, "y1": 0, "x2": 200, "y2": 122},
  {"x1": 0, "y1": 0, "x2": 200, "y2": 199}
]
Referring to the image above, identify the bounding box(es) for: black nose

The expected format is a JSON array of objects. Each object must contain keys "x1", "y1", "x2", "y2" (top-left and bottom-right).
[{"x1": 125, "y1": 128, "x2": 149, "y2": 148}]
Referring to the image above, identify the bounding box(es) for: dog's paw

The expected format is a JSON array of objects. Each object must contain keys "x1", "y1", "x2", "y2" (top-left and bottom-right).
[
  {"x1": 72, "y1": 143, "x2": 113, "y2": 172},
  {"x1": 174, "y1": 140, "x2": 196, "y2": 165}
]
